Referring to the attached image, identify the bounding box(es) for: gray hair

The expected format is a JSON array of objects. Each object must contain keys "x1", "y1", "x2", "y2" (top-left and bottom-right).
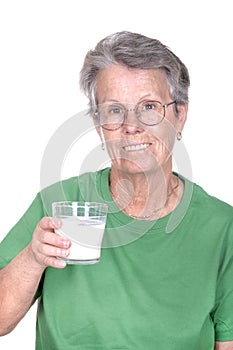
[{"x1": 79, "y1": 31, "x2": 190, "y2": 115}]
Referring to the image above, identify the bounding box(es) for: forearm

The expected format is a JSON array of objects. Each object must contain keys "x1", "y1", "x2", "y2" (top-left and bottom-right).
[
  {"x1": 0, "y1": 244, "x2": 45, "y2": 336},
  {"x1": 215, "y1": 341, "x2": 233, "y2": 349},
  {"x1": 0, "y1": 217, "x2": 70, "y2": 336}
]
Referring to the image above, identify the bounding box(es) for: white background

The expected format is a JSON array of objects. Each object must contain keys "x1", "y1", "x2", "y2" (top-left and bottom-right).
[{"x1": 0, "y1": 0, "x2": 232, "y2": 348}]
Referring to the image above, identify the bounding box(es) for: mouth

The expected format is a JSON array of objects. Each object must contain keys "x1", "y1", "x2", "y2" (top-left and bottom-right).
[{"x1": 123, "y1": 143, "x2": 152, "y2": 152}]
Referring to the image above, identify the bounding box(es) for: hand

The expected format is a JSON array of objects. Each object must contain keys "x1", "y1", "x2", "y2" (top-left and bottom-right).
[{"x1": 28, "y1": 217, "x2": 71, "y2": 269}]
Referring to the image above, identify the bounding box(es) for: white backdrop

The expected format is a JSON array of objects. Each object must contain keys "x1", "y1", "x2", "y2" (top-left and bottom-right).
[{"x1": 0, "y1": 0, "x2": 232, "y2": 348}]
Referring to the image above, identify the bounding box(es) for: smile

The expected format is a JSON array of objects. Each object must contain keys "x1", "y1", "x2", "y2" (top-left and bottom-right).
[{"x1": 123, "y1": 143, "x2": 151, "y2": 152}]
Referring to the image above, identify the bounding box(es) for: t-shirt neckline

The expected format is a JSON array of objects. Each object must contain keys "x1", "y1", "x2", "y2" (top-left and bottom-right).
[{"x1": 98, "y1": 167, "x2": 194, "y2": 233}]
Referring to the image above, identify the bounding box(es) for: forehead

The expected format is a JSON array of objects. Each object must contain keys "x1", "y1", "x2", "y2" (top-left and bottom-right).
[{"x1": 96, "y1": 64, "x2": 170, "y2": 103}]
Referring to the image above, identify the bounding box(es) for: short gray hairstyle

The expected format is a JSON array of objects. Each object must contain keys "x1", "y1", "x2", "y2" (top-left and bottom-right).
[{"x1": 79, "y1": 31, "x2": 190, "y2": 115}]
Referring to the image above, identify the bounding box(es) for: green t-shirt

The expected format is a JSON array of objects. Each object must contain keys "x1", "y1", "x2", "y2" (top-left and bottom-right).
[{"x1": 0, "y1": 168, "x2": 233, "y2": 350}]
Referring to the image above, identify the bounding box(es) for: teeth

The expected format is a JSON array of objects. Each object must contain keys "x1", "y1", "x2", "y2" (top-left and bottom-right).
[{"x1": 124, "y1": 143, "x2": 150, "y2": 151}]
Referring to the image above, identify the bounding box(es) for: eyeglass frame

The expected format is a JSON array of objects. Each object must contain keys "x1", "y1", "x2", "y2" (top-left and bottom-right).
[{"x1": 94, "y1": 100, "x2": 177, "y2": 131}]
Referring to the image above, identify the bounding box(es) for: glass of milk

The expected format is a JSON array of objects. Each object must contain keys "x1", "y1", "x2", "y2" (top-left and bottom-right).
[{"x1": 52, "y1": 201, "x2": 108, "y2": 265}]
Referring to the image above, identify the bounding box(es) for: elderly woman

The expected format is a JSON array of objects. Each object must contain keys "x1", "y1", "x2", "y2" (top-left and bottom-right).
[{"x1": 0, "y1": 31, "x2": 232, "y2": 350}]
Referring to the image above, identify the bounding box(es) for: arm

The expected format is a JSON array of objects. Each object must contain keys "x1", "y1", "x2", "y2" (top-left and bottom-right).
[
  {"x1": 215, "y1": 341, "x2": 233, "y2": 349},
  {"x1": 0, "y1": 217, "x2": 71, "y2": 336}
]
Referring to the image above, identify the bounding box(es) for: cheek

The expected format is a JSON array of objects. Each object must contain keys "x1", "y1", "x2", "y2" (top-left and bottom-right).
[
  {"x1": 104, "y1": 137, "x2": 122, "y2": 158},
  {"x1": 150, "y1": 121, "x2": 177, "y2": 155}
]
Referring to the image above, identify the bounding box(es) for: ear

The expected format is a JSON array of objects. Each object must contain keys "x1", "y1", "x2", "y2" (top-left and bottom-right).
[
  {"x1": 176, "y1": 103, "x2": 188, "y2": 133},
  {"x1": 92, "y1": 113, "x2": 102, "y2": 140}
]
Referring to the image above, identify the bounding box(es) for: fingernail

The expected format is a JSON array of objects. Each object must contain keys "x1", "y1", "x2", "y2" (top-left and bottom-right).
[
  {"x1": 57, "y1": 259, "x2": 66, "y2": 268},
  {"x1": 62, "y1": 240, "x2": 70, "y2": 248}
]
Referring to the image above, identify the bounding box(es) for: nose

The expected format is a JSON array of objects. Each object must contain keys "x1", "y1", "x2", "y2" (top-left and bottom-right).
[{"x1": 122, "y1": 108, "x2": 144, "y2": 134}]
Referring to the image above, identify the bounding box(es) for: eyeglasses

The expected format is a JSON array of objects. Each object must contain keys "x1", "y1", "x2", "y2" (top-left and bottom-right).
[{"x1": 94, "y1": 100, "x2": 177, "y2": 131}]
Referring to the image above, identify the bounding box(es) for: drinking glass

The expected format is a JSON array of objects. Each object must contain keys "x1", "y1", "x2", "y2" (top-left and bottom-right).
[{"x1": 52, "y1": 201, "x2": 108, "y2": 265}]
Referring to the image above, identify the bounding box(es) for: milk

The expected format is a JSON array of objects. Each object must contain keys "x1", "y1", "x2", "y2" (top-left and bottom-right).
[{"x1": 56, "y1": 216, "x2": 106, "y2": 264}]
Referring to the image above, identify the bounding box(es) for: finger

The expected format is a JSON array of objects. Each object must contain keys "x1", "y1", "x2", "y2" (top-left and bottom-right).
[
  {"x1": 37, "y1": 252, "x2": 67, "y2": 269},
  {"x1": 40, "y1": 230, "x2": 71, "y2": 249},
  {"x1": 38, "y1": 217, "x2": 62, "y2": 231},
  {"x1": 38, "y1": 242, "x2": 70, "y2": 259}
]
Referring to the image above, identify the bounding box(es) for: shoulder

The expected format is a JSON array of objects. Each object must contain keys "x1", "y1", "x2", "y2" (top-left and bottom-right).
[
  {"x1": 192, "y1": 181, "x2": 233, "y2": 219},
  {"x1": 184, "y1": 179, "x2": 233, "y2": 238}
]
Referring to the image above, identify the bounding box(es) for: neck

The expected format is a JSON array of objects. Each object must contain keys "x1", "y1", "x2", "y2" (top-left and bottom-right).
[{"x1": 110, "y1": 162, "x2": 181, "y2": 220}]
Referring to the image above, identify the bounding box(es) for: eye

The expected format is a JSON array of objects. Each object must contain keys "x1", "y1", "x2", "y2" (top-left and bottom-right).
[
  {"x1": 144, "y1": 103, "x2": 154, "y2": 110},
  {"x1": 140, "y1": 101, "x2": 163, "y2": 116},
  {"x1": 104, "y1": 104, "x2": 125, "y2": 117},
  {"x1": 142, "y1": 101, "x2": 160, "y2": 111},
  {"x1": 109, "y1": 106, "x2": 122, "y2": 114}
]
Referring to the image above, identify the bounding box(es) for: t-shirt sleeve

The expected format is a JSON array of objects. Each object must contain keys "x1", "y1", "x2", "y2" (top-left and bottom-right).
[
  {"x1": 211, "y1": 219, "x2": 233, "y2": 341},
  {"x1": 0, "y1": 176, "x2": 81, "y2": 298},
  {"x1": 0, "y1": 193, "x2": 45, "y2": 269},
  {"x1": 0, "y1": 175, "x2": 81, "y2": 269}
]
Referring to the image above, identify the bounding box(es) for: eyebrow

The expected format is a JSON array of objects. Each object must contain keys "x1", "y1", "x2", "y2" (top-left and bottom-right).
[
  {"x1": 138, "y1": 94, "x2": 151, "y2": 102},
  {"x1": 102, "y1": 94, "x2": 152, "y2": 104}
]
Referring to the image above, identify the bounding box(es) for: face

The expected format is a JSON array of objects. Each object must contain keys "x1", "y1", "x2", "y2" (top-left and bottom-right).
[{"x1": 95, "y1": 64, "x2": 187, "y2": 176}]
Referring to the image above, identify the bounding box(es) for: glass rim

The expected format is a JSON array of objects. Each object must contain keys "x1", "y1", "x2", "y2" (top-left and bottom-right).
[{"x1": 52, "y1": 201, "x2": 108, "y2": 209}]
